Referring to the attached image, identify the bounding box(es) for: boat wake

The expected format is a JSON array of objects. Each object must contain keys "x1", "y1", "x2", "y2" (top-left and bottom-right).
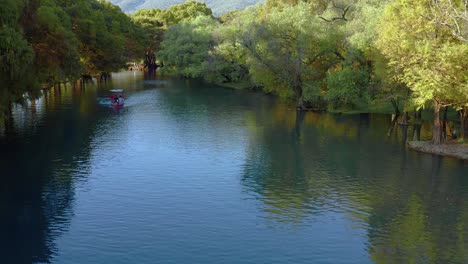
[{"x1": 97, "y1": 98, "x2": 112, "y2": 106}]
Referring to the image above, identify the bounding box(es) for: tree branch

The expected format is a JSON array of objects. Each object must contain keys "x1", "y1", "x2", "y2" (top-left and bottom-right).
[
  {"x1": 428, "y1": 0, "x2": 468, "y2": 42},
  {"x1": 319, "y1": 3, "x2": 350, "y2": 23}
]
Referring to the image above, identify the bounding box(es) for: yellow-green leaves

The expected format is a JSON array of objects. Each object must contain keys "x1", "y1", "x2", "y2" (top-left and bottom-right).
[
  {"x1": 159, "y1": 16, "x2": 218, "y2": 78},
  {"x1": 376, "y1": 0, "x2": 468, "y2": 108}
]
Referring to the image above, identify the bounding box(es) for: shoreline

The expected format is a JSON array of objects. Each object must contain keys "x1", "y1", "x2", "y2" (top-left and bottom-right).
[
  {"x1": 213, "y1": 81, "x2": 459, "y2": 117},
  {"x1": 408, "y1": 141, "x2": 468, "y2": 160}
]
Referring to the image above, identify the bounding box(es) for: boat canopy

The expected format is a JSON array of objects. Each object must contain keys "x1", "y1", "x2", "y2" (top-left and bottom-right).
[{"x1": 110, "y1": 89, "x2": 124, "y2": 93}]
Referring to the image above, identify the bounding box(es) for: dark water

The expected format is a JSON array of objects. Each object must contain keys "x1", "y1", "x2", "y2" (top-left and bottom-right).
[{"x1": 0, "y1": 71, "x2": 467, "y2": 264}]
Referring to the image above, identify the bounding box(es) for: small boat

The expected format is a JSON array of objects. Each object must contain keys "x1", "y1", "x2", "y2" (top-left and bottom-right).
[{"x1": 109, "y1": 89, "x2": 125, "y2": 108}]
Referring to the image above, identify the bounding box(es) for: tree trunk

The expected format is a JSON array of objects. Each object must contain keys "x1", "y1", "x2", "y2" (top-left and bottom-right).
[
  {"x1": 400, "y1": 111, "x2": 409, "y2": 125},
  {"x1": 416, "y1": 108, "x2": 422, "y2": 121},
  {"x1": 390, "y1": 98, "x2": 400, "y2": 115},
  {"x1": 460, "y1": 108, "x2": 468, "y2": 140},
  {"x1": 412, "y1": 124, "x2": 422, "y2": 141},
  {"x1": 144, "y1": 48, "x2": 158, "y2": 71},
  {"x1": 296, "y1": 93, "x2": 305, "y2": 110},
  {"x1": 387, "y1": 114, "x2": 399, "y2": 137},
  {"x1": 442, "y1": 106, "x2": 448, "y2": 140},
  {"x1": 293, "y1": 79, "x2": 305, "y2": 111},
  {"x1": 432, "y1": 99, "x2": 443, "y2": 145},
  {"x1": 401, "y1": 123, "x2": 408, "y2": 146},
  {"x1": 413, "y1": 108, "x2": 421, "y2": 121}
]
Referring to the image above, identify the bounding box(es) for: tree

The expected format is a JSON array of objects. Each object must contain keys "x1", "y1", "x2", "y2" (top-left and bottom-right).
[
  {"x1": 335, "y1": 0, "x2": 404, "y2": 113},
  {"x1": 27, "y1": 0, "x2": 82, "y2": 82},
  {"x1": 64, "y1": 0, "x2": 145, "y2": 75},
  {"x1": 0, "y1": 0, "x2": 35, "y2": 121},
  {"x1": 376, "y1": 0, "x2": 468, "y2": 144},
  {"x1": 132, "y1": 1, "x2": 213, "y2": 53},
  {"x1": 202, "y1": 11, "x2": 251, "y2": 85},
  {"x1": 326, "y1": 63, "x2": 371, "y2": 109},
  {"x1": 158, "y1": 16, "x2": 218, "y2": 77},
  {"x1": 230, "y1": 4, "x2": 340, "y2": 109},
  {"x1": 203, "y1": 39, "x2": 250, "y2": 84},
  {"x1": 427, "y1": 0, "x2": 468, "y2": 140},
  {"x1": 428, "y1": 0, "x2": 468, "y2": 43},
  {"x1": 0, "y1": 0, "x2": 148, "y2": 123}
]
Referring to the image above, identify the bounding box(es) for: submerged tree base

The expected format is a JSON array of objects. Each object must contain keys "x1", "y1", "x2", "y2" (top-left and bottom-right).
[{"x1": 408, "y1": 141, "x2": 468, "y2": 160}]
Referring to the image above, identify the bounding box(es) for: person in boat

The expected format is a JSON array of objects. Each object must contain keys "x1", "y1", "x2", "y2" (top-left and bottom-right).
[{"x1": 118, "y1": 95, "x2": 124, "y2": 105}]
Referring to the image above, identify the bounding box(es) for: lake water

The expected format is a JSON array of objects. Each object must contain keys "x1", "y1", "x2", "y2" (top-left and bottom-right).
[{"x1": 0, "y1": 71, "x2": 467, "y2": 264}]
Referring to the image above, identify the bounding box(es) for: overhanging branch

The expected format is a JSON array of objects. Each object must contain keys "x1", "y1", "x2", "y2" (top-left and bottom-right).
[{"x1": 319, "y1": 3, "x2": 350, "y2": 23}]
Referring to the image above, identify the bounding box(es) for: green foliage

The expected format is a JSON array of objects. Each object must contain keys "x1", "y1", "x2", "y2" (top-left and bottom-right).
[
  {"x1": 376, "y1": 0, "x2": 468, "y2": 143},
  {"x1": 0, "y1": 26, "x2": 34, "y2": 82},
  {"x1": 376, "y1": 0, "x2": 468, "y2": 109},
  {"x1": 203, "y1": 41, "x2": 249, "y2": 83},
  {"x1": 1, "y1": 0, "x2": 466, "y2": 124},
  {"x1": 0, "y1": 4, "x2": 35, "y2": 116},
  {"x1": 132, "y1": 1, "x2": 213, "y2": 52},
  {"x1": 154, "y1": 0, "x2": 404, "y2": 111},
  {"x1": 202, "y1": 12, "x2": 250, "y2": 84},
  {"x1": 345, "y1": 0, "x2": 389, "y2": 52},
  {"x1": 158, "y1": 15, "x2": 218, "y2": 77},
  {"x1": 111, "y1": 0, "x2": 262, "y2": 15},
  {"x1": 0, "y1": 0, "x2": 26, "y2": 27},
  {"x1": 31, "y1": 0, "x2": 82, "y2": 81},
  {"x1": 0, "y1": 25, "x2": 35, "y2": 113},
  {"x1": 428, "y1": 0, "x2": 468, "y2": 43},
  {"x1": 0, "y1": 0, "x2": 148, "y2": 117},
  {"x1": 62, "y1": 0, "x2": 146, "y2": 74},
  {"x1": 0, "y1": 0, "x2": 146, "y2": 81},
  {"x1": 225, "y1": 3, "x2": 341, "y2": 107},
  {"x1": 326, "y1": 66, "x2": 371, "y2": 109},
  {"x1": 264, "y1": 0, "x2": 328, "y2": 14},
  {"x1": 133, "y1": 1, "x2": 213, "y2": 27}
]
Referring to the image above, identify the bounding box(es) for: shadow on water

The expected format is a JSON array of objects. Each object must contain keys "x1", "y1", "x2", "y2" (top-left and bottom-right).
[
  {"x1": 0, "y1": 82, "x2": 104, "y2": 263},
  {"x1": 0, "y1": 71, "x2": 160, "y2": 262}
]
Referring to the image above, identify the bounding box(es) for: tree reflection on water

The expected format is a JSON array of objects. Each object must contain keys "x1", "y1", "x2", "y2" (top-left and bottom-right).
[
  {"x1": 241, "y1": 108, "x2": 468, "y2": 263},
  {"x1": 0, "y1": 85, "x2": 99, "y2": 263}
]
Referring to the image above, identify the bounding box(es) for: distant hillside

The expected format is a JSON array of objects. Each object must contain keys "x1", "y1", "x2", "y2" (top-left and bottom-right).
[{"x1": 109, "y1": 0, "x2": 264, "y2": 15}]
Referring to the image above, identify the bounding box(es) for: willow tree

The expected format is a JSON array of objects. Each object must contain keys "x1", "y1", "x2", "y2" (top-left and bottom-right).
[
  {"x1": 0, "y1": 0, "x2": 148, "y2": 118},
  {"x1": 132, "y1": 1, "x2": 213, "y2": 53},
  {"x1": 428, "y1": 0, "x2": 468, "y2": 43},
  {"x1": 158, "y1": 15, "x2": 218, "y2": 77},
  {"x1": 229, "y1": 3, "x2": 339, "y2": 110},
  {"x1": 428, "y1": 0, "x2": 468, "y2": 140},
  {"x1": 0, "y1": 0, "x2": 35, "y2": 121},
  {"x1": 62, "y1": 0, "x2": 145, "y2": 75},
  {"x1": 376, "y1": 0, "x2": 468, "y2": 144}
]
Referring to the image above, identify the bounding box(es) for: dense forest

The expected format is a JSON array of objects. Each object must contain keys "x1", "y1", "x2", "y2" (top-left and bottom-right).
[
  {"x1": 133, "y1": 0, "x2": 467, "y2": 144},
  {"x1": 110, "y1": 0, "x2": 263, "y2": 15},
  {"x1": 1, "y1": 0, "x2": 467, "y2": 145},
  {"x1": 0, "y1": 0, "x2": 146, "y2": 118}
]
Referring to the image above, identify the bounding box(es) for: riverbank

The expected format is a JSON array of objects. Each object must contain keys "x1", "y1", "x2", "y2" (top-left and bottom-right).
[
  {"x1": 215, "y1": 82, "x2": 392, "y2": 113},
  {"x1": 216, "y1": 82, "x2": 465, "y2": 127},
  {"x1": 408, "y1": 141, "x2": 468, "y2": 160}
]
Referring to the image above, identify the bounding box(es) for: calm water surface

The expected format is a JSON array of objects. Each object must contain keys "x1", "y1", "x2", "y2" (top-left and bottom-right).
[{"x1": 0, "y1": 72, "x2": 467, "y2": 264}]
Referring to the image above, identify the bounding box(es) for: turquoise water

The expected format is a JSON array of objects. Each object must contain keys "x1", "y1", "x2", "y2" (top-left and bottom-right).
[{"x1": 0, "y1": 71, "x2": 467, "y2": 263}]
